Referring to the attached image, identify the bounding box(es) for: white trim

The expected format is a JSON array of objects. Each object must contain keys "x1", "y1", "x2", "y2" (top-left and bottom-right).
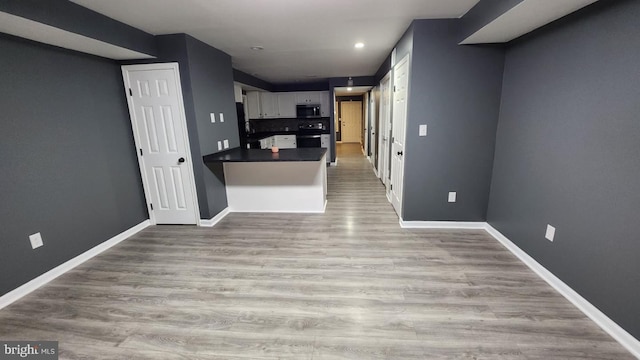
[
  {"x1": 199, "y1": 207, "x2": 230, "y2": 227},
  {"x1": 395, "y1": 219, "x2": 639, "y2": 357},
  {"x1": 400, "y1": 220, "x2": 487, "y2": 229},
  {"x1": 121, "y1": 63, "x2": 200, "y2": 225},
  {"x1": 0, "y1": 220, "x2": 150, "y2": 311},
  {"x1": 483, "y1": 224, "x2": 640, "y2": 358}
]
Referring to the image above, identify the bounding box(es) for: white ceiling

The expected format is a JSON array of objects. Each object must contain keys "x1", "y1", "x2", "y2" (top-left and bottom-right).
[
  {"x1": 461, "y1": 0, "x2": 598, "y2": 44},
  {"x1": 70, "y1": 0, "x2": 481, "y2": 83}
]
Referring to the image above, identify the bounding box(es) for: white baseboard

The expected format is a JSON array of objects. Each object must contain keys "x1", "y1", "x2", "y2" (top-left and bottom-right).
[
  {"x1": 483, "y1": 224, "x2": 640, "y2": 358},
  {"x1": 399, "y1": 220, "x2": 486, "y2": 229},
  {"x1": 199, "y1": 207, "x2": 230, "y2": 227},
  {"x1": 0, "y1": 219, "x2": 151, "y2": 311},
  {"x1": 396, "y1": 219, "x2": 639, "y2": 356}
]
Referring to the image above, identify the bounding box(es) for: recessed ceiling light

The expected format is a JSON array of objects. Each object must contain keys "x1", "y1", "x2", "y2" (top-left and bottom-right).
[
  {"x1": 347, "y1": 87, "x2": 353, "y2": 91},
  {"x1": 250, "y1": 46, "x2": 264, "y2": 51},
  {"x1": 354, "y1": 42, "x2": 365, "y2": 49}
]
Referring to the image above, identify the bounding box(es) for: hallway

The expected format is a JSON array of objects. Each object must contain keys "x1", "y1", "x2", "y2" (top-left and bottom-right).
[{"x1": 0, "y1": 144, "x2": 632, "y2": 359}]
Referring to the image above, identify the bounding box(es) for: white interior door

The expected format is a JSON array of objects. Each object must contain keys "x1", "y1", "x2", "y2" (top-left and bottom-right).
[
  {"x1": 378, "y1": 73, "x2": 392, "y2": 189},
  {"x1": 390, "y1": 55, "x2": 409, "y2": 216},
  {"x1": 363, "y1": 92, "x2": 369, "y2": 155},
  {"x1": 122, "y1": 63, "x2": 198, "y2": 225},
  {"x1": 370, "y1": 90, "x2": 377, "y2": 166}
]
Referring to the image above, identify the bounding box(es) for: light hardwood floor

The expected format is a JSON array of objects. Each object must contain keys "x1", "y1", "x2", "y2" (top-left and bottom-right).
[{"x1": 0, "y1": 143, "x2": 634, "y2": 359}]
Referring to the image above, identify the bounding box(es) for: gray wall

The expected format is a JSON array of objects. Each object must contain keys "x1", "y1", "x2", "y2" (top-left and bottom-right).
[
  {"x1": 487, "y1": 0, "x2": 640, "y2": 338},
  {"x1": 0, "y1": 34, "x2": 147, "y2": 296},
  {"x1": 402, "y1": 20, "x2": 504, "y2": 221},
  {"x1": 151, "y1": 34, "x2": 239, "y2": 219},
  {"x1": 184, "y1": 35, "x2": 239, "y2": 217}
]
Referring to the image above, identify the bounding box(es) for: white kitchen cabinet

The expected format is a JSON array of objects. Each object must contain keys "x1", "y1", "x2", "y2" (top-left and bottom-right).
[
  {"x1": 296, "y1": 92, "x2": 321, "y2": 105},
  {"x1": 259, "y1": 135, "x2": 297, "y2": 149},
  {"x1": 260, "y1": 92, "x2": 279, "y2": 118},
  {"x1": 320, "y1": 91, "x2": 330, "y2": 117},
  {"x1": 273, "y1": 135, "x2": 297, "y2": 148},
  {"x1": 246, "y1": 91, "x2": 262, "y2": 119},
  {"x1": 277, "y1": 93, "x2": 297, "y2": 118}
]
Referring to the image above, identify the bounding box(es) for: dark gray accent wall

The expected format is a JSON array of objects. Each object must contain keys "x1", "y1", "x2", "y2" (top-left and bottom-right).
[
  {"x1": 125, "y1": 34, "x2": 239, "y2": 219},
  {"x1": 0, "y1": 0, "x2": 157, "y2": 56},
  {"x1": 402, "y1": 20, "x2": 504, "y2": 221},
  {"x1": 184, "y1": 35, "x2": 239, "y2": 217},
  {"x1": 153, "y1": 34, "x2": 239, "y2": 219},
  {"x1": 0, "y1": 33, "x2": 147, "y2": 296},
  {"x1": 487, "y1": 0, "x2": 640, "y2": 338},
  {"x1": 272, "y1": 82, "x2": 330, "y2": 92}
]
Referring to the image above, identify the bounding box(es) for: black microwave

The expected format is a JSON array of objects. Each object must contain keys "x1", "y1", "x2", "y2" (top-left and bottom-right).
[{"x1": 296, "y1": 104, "x2": 321, "y2": 118}]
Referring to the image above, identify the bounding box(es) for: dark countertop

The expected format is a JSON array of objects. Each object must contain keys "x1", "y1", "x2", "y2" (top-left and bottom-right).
[{"x1": 203, "y1": 147, "x2": 327, "y2": 163}]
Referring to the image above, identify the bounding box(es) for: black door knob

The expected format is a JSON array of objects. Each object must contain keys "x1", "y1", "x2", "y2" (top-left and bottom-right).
[
  {"x1": 178, "y1": 157, "x2": 185, "y2": 163},
  {"x1": 397, "y1": 151, "x2": 403, "y2": 156}
]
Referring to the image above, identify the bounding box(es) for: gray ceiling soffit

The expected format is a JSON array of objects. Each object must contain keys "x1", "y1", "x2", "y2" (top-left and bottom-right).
[
  {"x1": 460, "y1": 0, "x2": 599, "y2": 45},
  {"x1": 0, "y1": 12, "x2": 155, "y2": 60},
  {"x1": 459, "y1": 0, "x2": 526, "y2": 43},
  {"x1": 0, "y1": 0, "x2": 157, "y2": 58}
]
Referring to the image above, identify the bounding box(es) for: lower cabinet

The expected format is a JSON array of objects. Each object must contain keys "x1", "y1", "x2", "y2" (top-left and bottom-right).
[
  {"x1": 259, "y1": 135, "x2": 297, "y2": 149},
  {"x1": 321, "y1": 134, "x2": 331, "y2": 163}
]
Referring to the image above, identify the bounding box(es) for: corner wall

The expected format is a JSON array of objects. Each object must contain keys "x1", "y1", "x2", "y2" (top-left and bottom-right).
[
  {"x1": 0, "y1": 34, "x2": 148, "y2": 296},
  {"x1": 487, "y1": 0, "x2": 640, "y2": 338},
  {"x1": 401, "y1": 20, "x2": 505, "y2": 221}
]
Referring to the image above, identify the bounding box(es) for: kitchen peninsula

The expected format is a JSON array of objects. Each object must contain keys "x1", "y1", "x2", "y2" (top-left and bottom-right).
[{"x1": 203, "y1": 148, "x2": 327, "y2": 213}]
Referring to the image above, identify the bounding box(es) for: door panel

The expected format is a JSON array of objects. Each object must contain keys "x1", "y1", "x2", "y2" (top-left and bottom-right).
[
  {"x1": 390, "y1": 56, "x2": 409, "y2": 216},
  {"x1": 378, "y1": 74, "x2": 392, "y2": 189},
  {"x1": 124, "y1": 65, "x2": 198, "y2": 224},
  {"x1": 340, "y1": 101, "x2": 362, "y2": 143}
]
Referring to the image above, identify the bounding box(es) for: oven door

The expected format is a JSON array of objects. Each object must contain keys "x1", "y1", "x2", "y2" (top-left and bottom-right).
[{"x1": 296, "y1": 134, "x2": 322, "y2": 148}]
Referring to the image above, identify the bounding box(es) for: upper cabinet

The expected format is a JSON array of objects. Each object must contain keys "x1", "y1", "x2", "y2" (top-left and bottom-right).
[
  {"x1": 246, "y1": 91, "x2": 261, "y2": 119},
  {"x1": 320, "y1": 91, "x2": 330, "y2": 117},
  {"x1": 246, "y1": 90, "x2": 331, "y2": 119},
  {"x1": 277, "y1": 93, "x2": 297, "y2": 118},
  {"x1": 296, "y1": 92, "x2": 321, "y2": 104},
  {"x1": 260, "y1": 92, "x2": 279, "y2": 118}
]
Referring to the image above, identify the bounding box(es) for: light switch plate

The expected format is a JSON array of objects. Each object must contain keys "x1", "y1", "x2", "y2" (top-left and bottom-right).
[
  {"x1": 448, "y1": 192, "x2": 456, "y2": 203},
  {"x1": 210, "y1": 113, "x2": 215, "y2": 123},
  {"x1": 217, "y1": 141, "x2": 222, "y2": 151},
  {"x1": 419, "y1": 124, "x2": 428, "y2": 137},
  {"x1": 545, "y1": 225, "x2": 556, "y2": 242},
  {"x1": 219, "y1": 113, "x2": 224, "y2": 123},
  {"x1": 29, "y1": 232, "x2": 43, "y2": 249},
  {"x1": 223, "y1": 139, "x2": 229, "y2": 149}
]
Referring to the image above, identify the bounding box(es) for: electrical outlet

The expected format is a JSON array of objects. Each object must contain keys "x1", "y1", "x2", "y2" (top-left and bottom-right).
[
  {"x1": 210, "y1": 113, "x2": 216, "y2": 123},
  {"x1": 223, "y1": 139, "x2": 229, "y2": 149},
  {"x1": 219, "y1": 113, "x2": 224, "y2": 123},
  {"x1": 448, "y1": 192, "x2": 456, "y2": 203},
  {"x1": 29, "y1": 232, "x2": 43, "y2": 249},
  {"x1": 419, "y1": 124, "x2": 427, "y2": 137},
  {"x1": 545, "y1": 225, "x2": 556, "y2": 242},
  {"x1": 217, "y1": 141, "x2": 222, "y2": 151}
]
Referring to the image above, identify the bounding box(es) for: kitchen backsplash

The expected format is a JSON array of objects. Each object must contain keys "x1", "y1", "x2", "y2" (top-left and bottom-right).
[{"x1": 249, "y1": 118, "x2": 330, "y2": 133}]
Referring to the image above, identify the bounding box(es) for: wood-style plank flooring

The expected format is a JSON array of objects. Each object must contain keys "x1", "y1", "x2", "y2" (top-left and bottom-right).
[{"x1": 0, "y1": 143, "x2": 634, "y2": 359}]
